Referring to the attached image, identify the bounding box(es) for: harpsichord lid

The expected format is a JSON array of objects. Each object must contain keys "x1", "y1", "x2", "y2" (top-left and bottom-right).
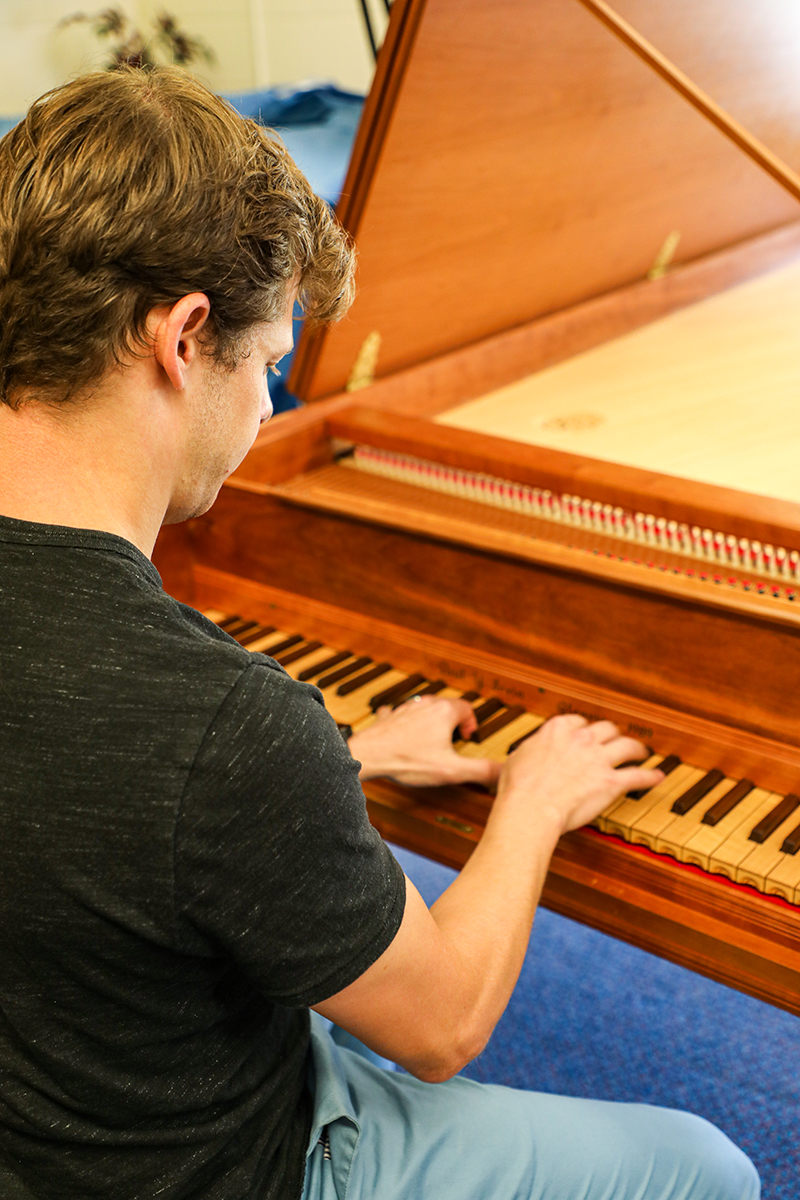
[{"x1": 290, "y1": 0, "x2": 800, "y2": 404}]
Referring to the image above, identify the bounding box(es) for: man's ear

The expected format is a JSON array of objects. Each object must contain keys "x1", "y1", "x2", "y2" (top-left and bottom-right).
[{"x1": 152, "y1": 294, "x2": 212, "y2": 391}]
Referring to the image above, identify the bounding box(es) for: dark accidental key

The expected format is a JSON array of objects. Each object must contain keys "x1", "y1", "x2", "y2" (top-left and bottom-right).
[
  {"x1": 224, "y1": 619, "x2": 261, "y2": 639},
  {"x1": 393, "y1": 680, "x2": 447, "y2": 708},
  {"x1": 472, "y1": 705, "x2": 525, "y2": 744},
  {"x1": 261, "y1": 634, "x2": 305, "y2": 658},
  {"x1": 461, "y1": 691, "x2": 481, "y2": 703},
  {"x1": 274, "y1": 640, "x2": 323, "y2": 667},
  {"x1": 471, "y1": 698, "x2": 505, "y2": 726},
  {"x1": 217, "y1": 613, "x2": 244, "y2": 630},
  {"x1": 780, "y1": 820, "x2": 800, "y2": 855},
  {"x1": 701, "y1": 779, "x2": 754, "y2": 826},
  {"x1": 749, "y1": 793, "x2": 800, "y2": 844},
  {"x1": 317, "y1": 656, "x2": 372, "y2": 690},
  {"x1": 670, "y1": 768, "x2": 725, "y2": 816},
  {"x1": 507, "y1": 726, "x2": 541, "y2": 754},
  {"x1": 238, "y1": 625, "x2": 278, "y2": 646},
  {"x1": 408, "y1": 680, "x2": 446, "y2": 700},
  {"x1": 627, "y1": 754, "x2": 681, "y2": 800},
  {"x1": 337, "y1": 663, "x2": 392, "y2": 696},
  {"x1": 370, "y1": 673, "x2": 428, "y2": 711},
  {"x1": 297, "y1": 651, "x2": 352, "y2": 682}
]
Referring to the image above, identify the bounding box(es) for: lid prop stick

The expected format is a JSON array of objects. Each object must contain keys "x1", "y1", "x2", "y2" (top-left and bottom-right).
[{"x1": 575, "y1": 0, "x2": 800, "y2": 205}]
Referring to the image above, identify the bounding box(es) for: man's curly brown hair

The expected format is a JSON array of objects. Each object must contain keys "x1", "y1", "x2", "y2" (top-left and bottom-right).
[{"x1": 0, "y1": 66, "x2": 355, "y2": 407}]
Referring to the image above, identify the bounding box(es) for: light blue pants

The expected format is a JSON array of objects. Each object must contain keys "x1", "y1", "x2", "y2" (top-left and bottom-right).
[{"x1": 303, "y1": 1015, "x2": 759, "y2": 1200}]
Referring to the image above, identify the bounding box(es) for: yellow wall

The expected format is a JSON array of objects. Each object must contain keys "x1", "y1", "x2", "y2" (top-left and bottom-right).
[
  {"x1": 249, "y1": 0, "x2": 388, "y2": 91},
  {"x1": 0, "y1": 0, "x2": 388, "y2": 114}
]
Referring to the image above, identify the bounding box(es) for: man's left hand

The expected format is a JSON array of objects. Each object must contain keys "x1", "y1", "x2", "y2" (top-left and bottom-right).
[{"x1": 347, "y1": 695, "x2": 501, "y2": 788}]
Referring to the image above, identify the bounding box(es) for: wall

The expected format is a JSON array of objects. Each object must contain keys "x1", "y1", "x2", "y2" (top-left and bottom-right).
[
  {"x1": 0, "y1": 0, "x2": 389, "y2": 115},
  {"x1": 248, "y1": 0, "x2": 389, "y2": 91},
  {"x1": 0, "y1": 0, "x2": 106, "y2": 113}
]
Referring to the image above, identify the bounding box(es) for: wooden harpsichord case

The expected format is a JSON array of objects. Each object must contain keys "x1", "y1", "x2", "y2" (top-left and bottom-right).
[{"x1": 154, "y1": 0, "x2": 800, "y2": 1015}]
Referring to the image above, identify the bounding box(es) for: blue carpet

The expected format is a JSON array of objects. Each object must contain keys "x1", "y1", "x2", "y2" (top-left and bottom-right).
[{"x1": 391, "y1": 844, "x2": 800, "y2": 1200}]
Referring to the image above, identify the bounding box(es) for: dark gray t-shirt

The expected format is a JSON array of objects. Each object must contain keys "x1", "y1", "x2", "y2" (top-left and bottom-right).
[{"x1": 0, "y1": 515, "x2": 405, "y2": 1200}]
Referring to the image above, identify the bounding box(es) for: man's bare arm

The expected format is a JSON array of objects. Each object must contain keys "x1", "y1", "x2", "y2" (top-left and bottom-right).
[{"x1": 316, "y1": 713, "x2": 662, "y2": 1082}]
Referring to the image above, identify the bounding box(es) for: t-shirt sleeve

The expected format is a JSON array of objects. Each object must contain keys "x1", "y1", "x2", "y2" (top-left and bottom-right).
[{"x1": 173, "y1": 660, "x2": 406, "y2": 1007}]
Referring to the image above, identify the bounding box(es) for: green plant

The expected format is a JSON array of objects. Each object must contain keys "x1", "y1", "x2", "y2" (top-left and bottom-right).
[{"x1": 58, "y1": 7, "x2": 214, "y2": 70}]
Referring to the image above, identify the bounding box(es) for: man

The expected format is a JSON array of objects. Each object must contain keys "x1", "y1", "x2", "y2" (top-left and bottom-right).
[{"x1": 0, "y1": 67, "x2": 758, "y2": 1200}]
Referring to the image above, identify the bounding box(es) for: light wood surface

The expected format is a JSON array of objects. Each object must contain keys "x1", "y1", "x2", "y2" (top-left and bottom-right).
[{"x1": 438, "y1": 258, "x2": 800, "y2": 503}]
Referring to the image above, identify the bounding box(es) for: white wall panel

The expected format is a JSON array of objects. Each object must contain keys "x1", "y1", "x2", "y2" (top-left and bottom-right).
[{"x1": 0, "y1": 0, "x2": 385, "y2": 114}]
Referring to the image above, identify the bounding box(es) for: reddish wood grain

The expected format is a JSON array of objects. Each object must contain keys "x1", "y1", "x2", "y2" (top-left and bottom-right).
[
  {"x1": 166, "y1": 477, "x2": 800, "y2": 747},
  {"x1": 576, "y1": 0, "x2": 800, "y2": 203},
  {"x1": 184, "y1": 566, "x2": 800, "y2": 793}
]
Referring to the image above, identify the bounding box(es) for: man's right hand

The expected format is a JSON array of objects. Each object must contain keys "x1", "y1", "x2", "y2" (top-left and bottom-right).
[{"x1": 497, "y1": 712, "x2": 663, "y2": 835}]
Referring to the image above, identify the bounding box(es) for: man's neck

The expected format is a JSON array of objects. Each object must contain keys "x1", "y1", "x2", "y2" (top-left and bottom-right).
[{"x1": 0, "y1": 385, "x2": 174, "y2": 558}]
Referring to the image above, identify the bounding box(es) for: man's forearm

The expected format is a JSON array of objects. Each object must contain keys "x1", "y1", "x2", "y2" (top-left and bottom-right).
[{"x1": 423, "y1": 788, "x2": 564, "y2": 1072}]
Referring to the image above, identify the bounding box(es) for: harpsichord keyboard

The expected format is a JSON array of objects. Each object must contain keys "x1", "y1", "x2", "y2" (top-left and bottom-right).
[{"x1": 208, "y1": 611, "x2": 800, "y2": 908}]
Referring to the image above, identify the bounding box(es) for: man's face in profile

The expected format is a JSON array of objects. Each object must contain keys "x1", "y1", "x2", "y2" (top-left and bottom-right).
[{"x1": 165, "y1": 295, "x2": 295, "y2": 525}]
